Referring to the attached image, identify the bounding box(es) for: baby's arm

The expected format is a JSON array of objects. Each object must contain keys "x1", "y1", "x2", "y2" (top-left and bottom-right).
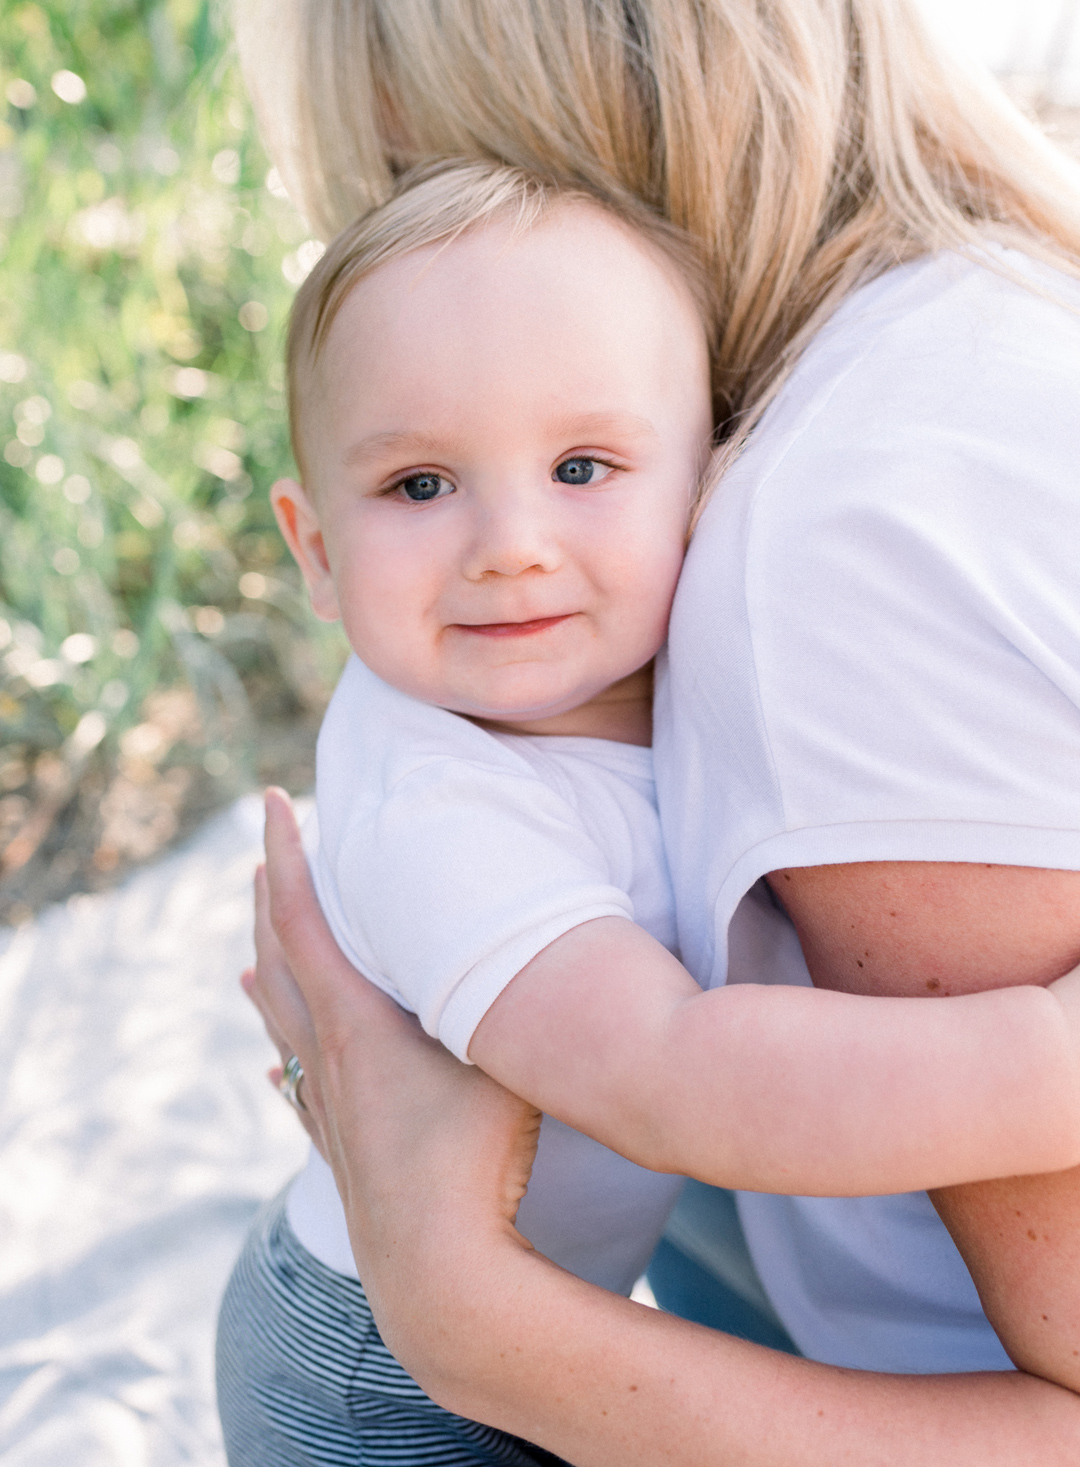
[{"x1": 469, "y1": 916, "x2": 1080, "y2": 1196}]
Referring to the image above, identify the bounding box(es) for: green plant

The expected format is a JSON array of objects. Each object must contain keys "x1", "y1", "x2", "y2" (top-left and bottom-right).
[{"x1": 0, "y1": 0, "x2": 346, "y2": 920}]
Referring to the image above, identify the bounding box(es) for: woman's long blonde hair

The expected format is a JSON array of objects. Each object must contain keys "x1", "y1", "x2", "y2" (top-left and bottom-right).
[{"x1": 236, "y1": 0, "x2": 1080, "y2": 433}]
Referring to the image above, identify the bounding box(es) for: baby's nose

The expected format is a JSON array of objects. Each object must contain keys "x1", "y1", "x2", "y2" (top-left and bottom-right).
[{"x1": 462, "y1": 499, "x2": 561, "y2": 579}]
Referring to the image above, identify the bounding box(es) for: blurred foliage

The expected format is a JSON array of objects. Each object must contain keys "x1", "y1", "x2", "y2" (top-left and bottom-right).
[{"x1": 0, "y1": 0, "x2": 346, "y2": 921}]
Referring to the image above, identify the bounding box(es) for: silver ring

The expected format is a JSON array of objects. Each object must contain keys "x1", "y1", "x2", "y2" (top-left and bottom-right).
[{"x1": 279, "y1": 1053, "x2": 307, "y2": 1112}]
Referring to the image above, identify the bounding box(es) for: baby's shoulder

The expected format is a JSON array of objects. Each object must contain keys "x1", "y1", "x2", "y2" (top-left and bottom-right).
[
  {"x1": 315, "y1": 657, "x2": 564, "y2": 848},
  {"x1": 319, "y1": 656, "x2": 523, "y2": 786}
]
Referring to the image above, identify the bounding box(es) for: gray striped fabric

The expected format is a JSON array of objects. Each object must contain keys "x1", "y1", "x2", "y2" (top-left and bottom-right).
[{"x1": 216, "y1": 1191, "x2": 567, "y2": 1467}]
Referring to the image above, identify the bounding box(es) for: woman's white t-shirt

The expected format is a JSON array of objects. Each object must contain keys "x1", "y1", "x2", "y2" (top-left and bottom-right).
[{"x1": 655, "y1": 247, "x2": 1080, "y2": 1373}]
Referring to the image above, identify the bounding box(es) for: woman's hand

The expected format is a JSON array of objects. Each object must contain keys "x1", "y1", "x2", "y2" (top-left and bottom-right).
[
  {"x1": 245, "y1": 788, "x2": 543, "y2": 1346},
  {"x1": 242, "y1": 851, "x2": 328, "y2": 1153}
]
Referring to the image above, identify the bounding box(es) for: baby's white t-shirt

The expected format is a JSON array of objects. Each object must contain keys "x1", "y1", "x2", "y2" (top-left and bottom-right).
[
  {"x1": 287, "y1": 656, "x2": 684, "y2": 1295},
  {"x1": 655, "y1": 247, "x2": 1080, "y2": 1372}
]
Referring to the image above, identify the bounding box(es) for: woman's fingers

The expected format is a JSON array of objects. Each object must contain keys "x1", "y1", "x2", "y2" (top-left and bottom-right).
[
  {"x1": 240, "y1": 965, "x2": 291, "y2": 1066},
  {"x1": 252, "y1": 861, "x2": 317, "y2": 1060},
  {"x1": 263, "y1": 788, "x2": 354, "y2": 1020},
  {"x1": 263, "y1": 787, "x2": 409, "y2": 1043},
  {"x1": 239, "y1": 951, "x2": 330, "y2": 1155},
  {"x1": 267, "y1": 1061, "x2": 329, "y2": 1156}
]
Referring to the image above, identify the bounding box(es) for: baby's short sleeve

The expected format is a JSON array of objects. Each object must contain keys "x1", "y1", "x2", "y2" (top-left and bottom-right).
[{"x1": 329, "y1": 757, "x2": 634, "y2": 1061}]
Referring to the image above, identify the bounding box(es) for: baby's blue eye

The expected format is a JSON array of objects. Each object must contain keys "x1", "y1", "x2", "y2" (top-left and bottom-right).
[
  {"x1": 555, "y1": 458, "x2": 597, "y2": 485},
  {"x1": 398, "y1": 473, "x2": 450, "y2": 502}
]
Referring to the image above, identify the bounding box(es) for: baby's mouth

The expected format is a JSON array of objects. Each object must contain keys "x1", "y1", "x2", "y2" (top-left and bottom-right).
[{"x1": 451, "y1": 614, "x2": 574, "y2": 640}]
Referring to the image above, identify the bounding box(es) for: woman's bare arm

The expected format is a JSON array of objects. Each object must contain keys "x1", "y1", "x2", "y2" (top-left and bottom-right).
[
  {"x1": 382, "y1": 1213, "x2": 1078, "y2": 1467},
  {"x1": 250, "y1": 792, "x2": 1080, "y2": 1465},
  {"x1": 773, "y1": 860, "x2": 1080, "y2": 1394}
]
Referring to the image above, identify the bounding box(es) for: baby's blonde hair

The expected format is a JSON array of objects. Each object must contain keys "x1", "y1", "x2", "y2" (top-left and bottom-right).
[
  {"x1": 286, "y1": 159, "x2": 712, "y2": 478},
  {"x1": 239, "y1": 0, "x2": 1080, "y2": 444}
]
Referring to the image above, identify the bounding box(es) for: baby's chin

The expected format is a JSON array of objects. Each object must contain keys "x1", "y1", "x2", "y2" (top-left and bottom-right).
[
  {"x1": 361, "y1": 649, "x2": 626, "y2": 727},
  {"x1": 388, "y1": 664, "x2": 591, "y2": 721},
  {"x1": 441, "y1": 683, "x2": 638, "y2": 742},
  {"x1": 446, "y1": 673, "x2": 611, "y2": 720},
  {"x1": 441, "y1": 692, "x2": 595, "y2": 726}
]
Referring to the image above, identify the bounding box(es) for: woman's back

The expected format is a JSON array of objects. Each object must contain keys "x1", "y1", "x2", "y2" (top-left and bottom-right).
[{"x1": 657, "y1": 246, "x2": 1080, "y2": 1371}]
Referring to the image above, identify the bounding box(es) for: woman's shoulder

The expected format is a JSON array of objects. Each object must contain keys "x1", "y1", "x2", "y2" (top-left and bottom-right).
[
  {"x1": 728, "y1": 247, "x2": 1080, "y2": 536},
  {"x1": 680, "y1": 244, "x2": 1080, "y2": 686},
  {"x1": 811, "y1": 246, "x2": 1080, "y2": 379},
  {"x1": 762, "y1": 248, "x2": 1078, "y2": 433}
]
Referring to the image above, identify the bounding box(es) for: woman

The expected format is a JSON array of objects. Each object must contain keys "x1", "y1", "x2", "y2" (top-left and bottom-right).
[{"x1": 235, "y1": 0, "x2": 1080, "y2": 1458}]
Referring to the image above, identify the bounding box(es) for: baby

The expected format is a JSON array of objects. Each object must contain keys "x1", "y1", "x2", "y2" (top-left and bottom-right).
[{"x1": 217, "y1": 161, "x2": 1080, "y2": 1467}]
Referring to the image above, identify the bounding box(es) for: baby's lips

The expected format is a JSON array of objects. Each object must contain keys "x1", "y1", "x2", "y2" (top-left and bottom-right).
[{"x1": 451, "y1": 613, "x2": 575, "y2": 637}]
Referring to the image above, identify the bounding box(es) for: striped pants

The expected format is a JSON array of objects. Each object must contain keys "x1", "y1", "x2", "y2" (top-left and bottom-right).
[{"x1": 216, "y1": 1191, "x2": 568, "y2": 1467}]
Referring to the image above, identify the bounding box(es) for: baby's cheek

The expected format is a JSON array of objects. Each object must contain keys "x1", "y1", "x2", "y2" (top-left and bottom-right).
[
  {"x1": 334, "y1": 572, "x2": 393, "y2": 663},
  {"x1": 338, "y1": 598, "x2": 441, "y2": 700},
  {"x1": 614, "y1": 540, "x2": 684, "y2": 616}
]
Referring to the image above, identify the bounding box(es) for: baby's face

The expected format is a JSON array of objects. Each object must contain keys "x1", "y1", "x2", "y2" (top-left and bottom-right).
[{"x1": 276, "y1": 202, "x2": 712, "y2": 725}]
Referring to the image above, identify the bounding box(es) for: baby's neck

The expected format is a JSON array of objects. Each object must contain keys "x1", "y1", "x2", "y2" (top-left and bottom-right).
[{"x1": 470, "y1": 665, "x2": 654, "y2": 747}]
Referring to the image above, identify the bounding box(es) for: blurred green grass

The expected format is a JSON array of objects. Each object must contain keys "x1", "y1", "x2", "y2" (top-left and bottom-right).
[{"x1": 0, "y1": 0, "x2": 346, "y2": 921}]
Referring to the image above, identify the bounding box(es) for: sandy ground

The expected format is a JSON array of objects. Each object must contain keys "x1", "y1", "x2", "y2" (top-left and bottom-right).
[{"x1": 0, "y1": 796, "x2": 309, "y2": 1465}]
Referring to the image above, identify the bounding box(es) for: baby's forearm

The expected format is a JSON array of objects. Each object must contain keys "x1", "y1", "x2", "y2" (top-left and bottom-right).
[
  {"x1": 470, "y1": 919, "x2": 1080, "y2": 1194},
  {"x1": 656, "y1": 977, "x2": 1080, "y2": 1193}
]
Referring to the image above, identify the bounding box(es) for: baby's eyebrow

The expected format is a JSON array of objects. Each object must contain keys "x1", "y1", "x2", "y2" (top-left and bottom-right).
[
  {"x1": 343, "y1": 430, "x2": 465, "y2": 468},
  {"x1": 544, "y1": 410, "x2": 659, "y2": 444},
  {"x1": 343, "y1": 412, "x2": 658, "y2": 470}
]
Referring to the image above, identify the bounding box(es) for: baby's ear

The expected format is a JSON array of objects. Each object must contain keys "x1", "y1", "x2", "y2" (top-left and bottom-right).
[{"x1": 270, "y1": 478, "x2": 341, "y2": 622}]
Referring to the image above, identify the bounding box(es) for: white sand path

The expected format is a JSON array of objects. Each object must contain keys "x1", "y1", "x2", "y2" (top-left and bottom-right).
[{"x1": 0, "y1": 796, "x2": 309, "y2": 1465}]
